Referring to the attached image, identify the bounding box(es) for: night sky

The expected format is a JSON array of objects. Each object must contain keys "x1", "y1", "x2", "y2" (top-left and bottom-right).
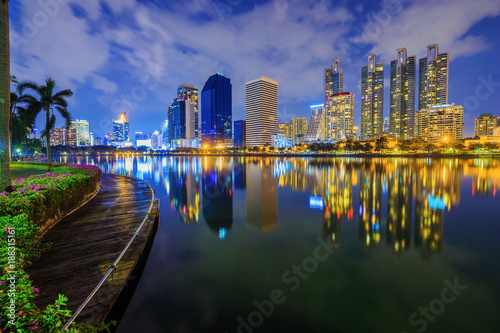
[{"x1": 9, "y1": 0, "x2": 500, "y2": 138}]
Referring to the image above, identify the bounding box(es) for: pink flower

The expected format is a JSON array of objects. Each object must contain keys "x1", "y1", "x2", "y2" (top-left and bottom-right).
[
  {"x1": 29, "y1": 321, "x2": 38, "y2": 330},
  {"x1": 5, "y1": 226, "x2": 11, "y2": 233}
]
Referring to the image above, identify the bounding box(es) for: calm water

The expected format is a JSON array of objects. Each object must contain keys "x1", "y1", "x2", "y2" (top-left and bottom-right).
[{"x1": 59, "y1": 156, "x2": 500, "y2": 333}]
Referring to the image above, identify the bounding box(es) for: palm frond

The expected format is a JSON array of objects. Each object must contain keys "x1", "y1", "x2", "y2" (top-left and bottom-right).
[{"x1": 55, "y1": 106, "x2": 72, "y2": 129}]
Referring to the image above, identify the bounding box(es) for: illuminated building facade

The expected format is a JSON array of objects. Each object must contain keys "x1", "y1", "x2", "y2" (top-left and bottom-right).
[
  {"x1": 475, "y1": 113, "x2": 498, "y2": 137},
  {"x1": 245, "y1": 76, "x2": 278, "y2": 147},
  {"x1": 234, "y1": 120, "x2": 246, "y2": 147},
  {"x1": 168, "y1": 98, "x2": 196, "y2": 146},
  {"x1": 278, "y1": 121, "x2": 290, "y2": 138},
  {"x1": 361, "y1": 55, "x2": 384, "y2": 140},
  {"x1": 326, "y1": 92, "x2": 354, "y2": 141},
  {"x1": 324, "y1": 58, "x2": 343, "y2": 104},
  {"x1": 416, "y1": 103, "x2": 464, "y2": 143},
  {"x1": 390, "y1": 48, "x2": 416, "y2": 139},
  {"x1": 290, "y1": 117, "x2": 307, "y2": 145},
  {"x1": 306, "y1": 104, "x2": 325, "y2": 142},
  {"x1": 201, "y1": 73, "x2": 232, "y2": 145},
  {"x1": 418, "y1": 44, "x2": 449, "y2": 111},
  {"x1": 71, "y1": 119, "x2": 90, "y2": 146},
  {"x1": 65, "y1": 128, "x2": 77, "y2": 148},
  {"x1": 177, "y1": 84, "x2": 199, "y2": 138},
  {"x1": 112, "y1": 112, "x2": 130, "y2": 142},
  {"x1": 50, "y1": 127, "x2": 65, "y2": 146}
]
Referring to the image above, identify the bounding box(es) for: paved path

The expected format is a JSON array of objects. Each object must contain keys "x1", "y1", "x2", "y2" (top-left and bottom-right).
[{"x1": 28, "y1": 173, "x2": 157, "y2": 326}]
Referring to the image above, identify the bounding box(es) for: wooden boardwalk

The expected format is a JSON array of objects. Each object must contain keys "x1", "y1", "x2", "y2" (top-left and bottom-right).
[{"x1": 28, "y1": 173, "x2": 158, "y2": 326}]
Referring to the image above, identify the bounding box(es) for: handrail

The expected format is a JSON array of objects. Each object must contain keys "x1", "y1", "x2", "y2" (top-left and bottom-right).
[{"x1": 62, "y1": 172, "x2": 158, "y2": 331}]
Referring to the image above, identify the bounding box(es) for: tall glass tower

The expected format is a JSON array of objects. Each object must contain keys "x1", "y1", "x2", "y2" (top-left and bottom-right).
[
  {"x1": 418, "y1": 44, "x2": 449, "y2": 111},
  {"x1": 390, "y1": 48, "x2": 416, "y2": 139},
  {"x1": 201, "y1": 73, "x2": 232, "y2": 145},
  {"x1": 361, "y1": 55, "x2": 384, "y2": 141},
  {"x1": 177, "y1": 84, "x2": 199, "y2": 138}
]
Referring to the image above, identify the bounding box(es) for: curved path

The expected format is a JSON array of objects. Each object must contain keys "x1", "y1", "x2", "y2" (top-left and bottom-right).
[{"x1": 27, "y1": 173, "x2": 158, "y2": 326}]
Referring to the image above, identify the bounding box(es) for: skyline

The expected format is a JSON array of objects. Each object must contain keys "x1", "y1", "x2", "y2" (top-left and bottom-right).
[{"x1": 9, "y1": 0, "x2": 500, "y2": 138}]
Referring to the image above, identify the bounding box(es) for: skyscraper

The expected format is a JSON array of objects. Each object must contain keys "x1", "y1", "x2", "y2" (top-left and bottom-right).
[
  {"x1": 234, "y1": 120, "x2": 246, "y2": 147},
  {"x1": 50, "y1": 127, "x2": 65, "y2": 146},
  {"x1": 361, "y1": 55, "x2": 384, "y2": 140},
  {"x1": 324, "y1": 58, "x2": 343, "y2": 104},
  {"x1": 326, "y1": 92, "x2": 354, "y2": 141},
  {"x1": 306, "y1": 104, "x2": 325, "y2": 142},
  {"x1": 201, "y1": 73, "x2": 232, "y2": 145},
  {"x1": 475, "y1": 113, "x2": 498, "y2": 137},
  {"x1": 168, "y1": 98, "x2": 195, "y2": 146},
  {"x1": 71, "y1": 119, "x2": 90, "y2": 146},
  {"x1": 418, "y1": 44, "x2": 449, "y2": 111},
  {"x1": 177, "y1": 84, "x2": 199, "y2": 138},
  {"x1": 390, "y1": 48, "x2": 416, "y2": 139},
  {"x1": 245, "y1": 76, "x2": 278, "y2": 147},
  {"x1": 112, "y1": 112, "x2": 130, "y2": 142},
  {"x1": 278, "y1": 121, "x2": 290, "y2": 138},
  {"x1": 416, "y1": 103, "x2": 463, "y2": 144},
  {"x1": 290, "y1": 117, "x2": 307, "y2": 145}
]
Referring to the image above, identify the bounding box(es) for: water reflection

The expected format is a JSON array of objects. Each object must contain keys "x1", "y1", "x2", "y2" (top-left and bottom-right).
[{"x1": 60, "y1": 155, "x2": 500, "y2": 259}]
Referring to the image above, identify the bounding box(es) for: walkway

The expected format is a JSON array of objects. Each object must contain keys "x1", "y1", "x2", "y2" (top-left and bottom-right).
[{"x1": 28, "y1": 173, "x2": 158, "y2": 326}]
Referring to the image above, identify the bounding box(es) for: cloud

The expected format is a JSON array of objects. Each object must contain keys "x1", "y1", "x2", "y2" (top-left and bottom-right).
[
  {"x1": 10, "y1": 0, "x2": 110, "y2": 91},
  {"x1": 91, "y1": 74, "x2": 118, "y2": 93},
  {"x1": 365, "y1": 0, "x2": 500, "y2": 61}
]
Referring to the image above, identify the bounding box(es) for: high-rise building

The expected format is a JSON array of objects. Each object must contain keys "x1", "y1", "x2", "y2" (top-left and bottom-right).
[
  {"x1": 159, "y1": 120, "x2": 168, "y2": 149},
  {"x1": 290, "y1": 117, "x2": 307, "y2": 145},
  {"x1": 71, "y1": 119, "x2": 90, "y2": 146},
  {"x1": 201, "y1": 73, "x2": 232, "y2": 145},
  {"x1": 94, "y1": 137, "x2": 105, "y2": 146},
  {"x1": 306, "y1": 104, "x2": 325, "y2": 142},
  {"x1": 416, "y1": 103, "x2": 463, "y2": 144},
  {"x1": 177, "y1": 84, "x2": 199, "y2": 138},
  {"x1": 245, "y1": 76, "x2": 278, "y2": 147},
  {"x1": 112, "y1": 112, "x2": 130, "y2": 142},
  {"x1": 390, "y1": 48, "x2": 416, "y2": 139},
  {"x1": 278, "y1": 121, "x2": 290, "y2": 138},
  {"x1": 475, "y1": 113, "x2": 498, "y2": 137},
  {"x1": 234, "y1": 120, "x2": 246, "y2": 147},
  {"x1": 65, "y1": 128, "x2": 77, "y2": 148},
  {"x1": 90, "y1": 132, "x2": 94, "y2": 146},
  {"x1": 418, "y1": 44, "x2": 449, "y2": 111},
  {"x1": 135, "y1": 132, "x2": 152, "y2": 147},
  {"x1": 168, "y1": 98, "x2": 195, "y2": 145},
  {"x1": 361, "y1": 55, "x2": 384, "y2": 140},
  {"x1": 353, "y1": 126, "x2": 359, "y2": 141},
  {"x1": 326, "y1": 92, "x2": 354, "y2": 141},
  {"x1": 324, "y1": 58, "x2": 343, "y2": 104},
  {"x1": 50, "y1": 127, "x2": 65, "y2": 146}
]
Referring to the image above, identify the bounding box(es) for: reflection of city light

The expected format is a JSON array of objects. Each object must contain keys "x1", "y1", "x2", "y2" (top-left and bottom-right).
[
  {"x1": 428, "y1": 194, "x2": 445, "y2": 210},
  {"x1": 359, "y1": 204, "x2": 363, "y2": 216},
  {"x1": 219, "y1": 228, "x2": 227, "y2": 240},
  {"x1": 309, "y1": 196, "x2": 324, "y2": 210}
]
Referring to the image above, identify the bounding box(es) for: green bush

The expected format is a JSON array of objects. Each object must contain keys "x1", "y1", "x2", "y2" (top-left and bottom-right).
[{"x1": 0, "y1": 165, "x2": 113, "y2": 332}]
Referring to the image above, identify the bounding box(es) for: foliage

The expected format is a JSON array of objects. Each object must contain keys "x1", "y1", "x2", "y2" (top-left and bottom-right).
[
  {"x1": 0, "y1": 164, "x2": 113, "y2": 332},
  {"x1": 375, "y1": 136, "x2": 389, "y2": 151},
  {"x1": 0, "y1": 165, "x2": 100, "y2": 219}
]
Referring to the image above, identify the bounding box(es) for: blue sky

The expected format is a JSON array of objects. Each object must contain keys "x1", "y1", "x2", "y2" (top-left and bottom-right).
[{"x1": 9, "y1": 0, "x2": 500, "y2": 138}]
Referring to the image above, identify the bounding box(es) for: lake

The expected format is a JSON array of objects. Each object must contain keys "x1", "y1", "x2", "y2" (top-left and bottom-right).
[{"x1": 59, "y1": 156, "x2": 500, "y2": 333}]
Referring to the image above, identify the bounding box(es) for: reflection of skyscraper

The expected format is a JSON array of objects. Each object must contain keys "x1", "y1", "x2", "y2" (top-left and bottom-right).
[
  {"x1": 358, "y1": 162, "x2": 382, "y2": 248},
  {"x1": 386, "y1": 164, "x2": 413, "y2": 257},
  {"x1": 168, "y1": 158, "x2": 200, "y2": 224},
  {"x1": 246, "y1": 159, "x2": 278, "y2": 232},
  {"x1": 234, "y1": 161, "x2": 246, "y2": 189},
  {"x1": 202, "y1": 162, "x2": 233, "y2": 236}
]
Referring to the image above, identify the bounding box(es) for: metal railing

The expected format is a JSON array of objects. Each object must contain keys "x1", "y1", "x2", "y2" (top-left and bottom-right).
[{"x1": 62, "y1": 172, "x2": 158, "y2": 330}]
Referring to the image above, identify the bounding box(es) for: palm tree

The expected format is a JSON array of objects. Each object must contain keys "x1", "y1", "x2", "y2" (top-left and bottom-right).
[
  {"x1": 10, "y1": 77, "x2": 37, "y2": 159},
  {"x1": 18, "y1": 78, "x2": 73, "y2": 164},
  {"x1": 0, "y1": 0, "x2": 11, "y2": 191}
]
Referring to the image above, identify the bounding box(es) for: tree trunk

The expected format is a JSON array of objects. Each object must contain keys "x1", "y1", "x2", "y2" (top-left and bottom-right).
[
  {"x1": 0, "y1": 0, "x2": 11, "y2": 191},
  {"x1": 46, "y1": 106, "x2": 51, "y2": 166}
]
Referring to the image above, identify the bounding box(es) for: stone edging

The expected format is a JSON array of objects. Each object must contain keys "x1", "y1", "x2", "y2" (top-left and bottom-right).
[{"x1": 35, "y1": 180, "x2": 101, "y2": 235}]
